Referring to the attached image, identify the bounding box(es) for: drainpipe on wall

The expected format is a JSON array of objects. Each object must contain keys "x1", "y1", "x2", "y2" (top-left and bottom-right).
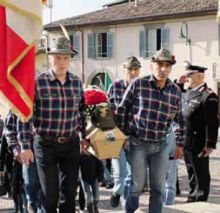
[
  {"x1": 78, "y1": 28, "x2": 85, "y2": 83},
  {"x1": 114, "y1": 25, "x2": 119, "y2": 79},
  {"x1": 180, "y1": 21, "x2": 192, "y2": 62}
]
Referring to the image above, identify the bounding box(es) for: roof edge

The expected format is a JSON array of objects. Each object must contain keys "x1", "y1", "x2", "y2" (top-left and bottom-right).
[{"x1": 44, "y1": 9, "x2": 217, "y2": 31}]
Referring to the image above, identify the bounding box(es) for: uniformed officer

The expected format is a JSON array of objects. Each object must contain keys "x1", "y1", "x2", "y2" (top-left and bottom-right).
[{"x1": 182, "y1": 61, "x2": 219, "y2": 202}]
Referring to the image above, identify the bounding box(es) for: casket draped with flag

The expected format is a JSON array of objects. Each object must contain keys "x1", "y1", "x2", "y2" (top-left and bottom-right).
[{"x1": 0, "y1": 0, "x2": 42, "y2": 121}]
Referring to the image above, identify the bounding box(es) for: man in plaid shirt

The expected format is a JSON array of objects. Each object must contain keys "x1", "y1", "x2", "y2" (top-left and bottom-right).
[
  {"x1": 116, "y1": 49, "x2": 184, "y2": 213},
  {"x1": 17, "y1": 36, "x2": 89, "y2": 213}
]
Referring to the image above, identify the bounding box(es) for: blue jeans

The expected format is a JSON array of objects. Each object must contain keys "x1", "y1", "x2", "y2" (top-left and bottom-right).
[
  {"x1": 22, "y1": 161, "x2": 42, "y2": 208},
  {"x1": 164, "y1": 160, "x2": 178, "y2": 205},
  {"x1": 112, "y1": 149, "x2": 131, "y2": 208},
  {"x1": 163, "y1": 129, "x2": 178, "y2": 205},
  {"x1": 112, "y1": 149, "x2": 130, "y2": 196},
  {"x1": 125, "y1": 137, "x2": 169, "y2": 213},
  {"x1": 102, "y1": 160, "x2": 113, "y2": 185},
  {"x1": 81, "y1": 178, "x2": 99, "y2": 205}
]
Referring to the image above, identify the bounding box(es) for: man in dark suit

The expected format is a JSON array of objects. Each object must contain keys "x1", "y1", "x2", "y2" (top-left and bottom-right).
[{"x1": 182, "y1": 61, "x2": 219, "y2": 202}]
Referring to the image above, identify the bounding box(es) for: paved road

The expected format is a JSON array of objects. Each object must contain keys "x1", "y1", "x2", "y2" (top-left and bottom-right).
[{"x1": 1, "y1": 143, "x2": 220, "y2": 213}]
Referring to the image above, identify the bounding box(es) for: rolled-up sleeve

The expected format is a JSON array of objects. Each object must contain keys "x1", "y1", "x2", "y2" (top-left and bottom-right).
[
  {"x1": 17, "y1": 119, "x2": 32, "y2": 150},
  {"x1": 4, "y1": 112, "x2": 20, "y2": 154},
  {"x1": 116, "y1": 81, "x2": 136, "y2": 135}
]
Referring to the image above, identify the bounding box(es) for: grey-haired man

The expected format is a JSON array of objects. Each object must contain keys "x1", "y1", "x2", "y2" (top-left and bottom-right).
[
  {"x1": 183, "y1": 62, "x2": 218, "y2": 202},
  {"x1": 18, "y1": 36, "x2": 89, "y2": 213}
]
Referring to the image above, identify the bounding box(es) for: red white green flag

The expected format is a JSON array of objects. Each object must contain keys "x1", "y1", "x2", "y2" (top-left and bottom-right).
[{"x1": 0, "y1": 0, "x2": 43, "y2": 121}]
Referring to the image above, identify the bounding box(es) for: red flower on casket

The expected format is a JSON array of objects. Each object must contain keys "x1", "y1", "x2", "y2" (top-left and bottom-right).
[{"x1": 84, "y1": 89, "x2": 107, "y2": 105}]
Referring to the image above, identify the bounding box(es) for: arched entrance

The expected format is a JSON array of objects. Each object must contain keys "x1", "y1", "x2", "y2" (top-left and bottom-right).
[
  {"x1": 91, "y1": 72, "x2": 105, "y2": 87},
  {"x1": 90, "y1": 70, "x2": 112, "y2": 92}
]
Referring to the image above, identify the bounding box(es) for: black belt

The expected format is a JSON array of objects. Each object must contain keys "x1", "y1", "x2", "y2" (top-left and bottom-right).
[
  {"x1": 39, "y1": 135, "x2": 74, "y2": 144},
  {"x1": 130, "y1": 135, "x2": 163, "y2": 144}
]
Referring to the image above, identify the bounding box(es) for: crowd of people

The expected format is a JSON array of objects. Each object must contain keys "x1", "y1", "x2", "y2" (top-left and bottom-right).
[{"x1": 0, "y1": 35, "x2": 219, "y2": 213}]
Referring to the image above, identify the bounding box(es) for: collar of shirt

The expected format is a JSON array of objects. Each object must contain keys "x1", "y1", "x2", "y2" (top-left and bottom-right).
[
  {"x1": 123, "y1": 80, "x2": 129, "y2": 88},
  {"x1": 149, "y1": 75, "x2": 172, "y2": 89},
  {"x1": 192, "y1": 82, "x2": 206, "y2": 91},
  {"x1": 47, "y1": 69, "x2": 74, "y2": 82}
]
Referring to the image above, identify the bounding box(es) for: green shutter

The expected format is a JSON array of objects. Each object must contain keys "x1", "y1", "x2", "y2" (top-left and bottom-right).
[
  {"x1": 69, "y1": 35, "x2": 74, "y2": 58},
  {"x1": 88, "y1": 33, "x2": 94, "y2": 58},
  {"x1": 73, "y1": 35, "x2": 80, "y2": 53},
  {"x1": 107, "y1": 32, "x2": 114, "y2": 58},
  {"x1": 140, "y1": 30, "x2": 146, "y2": 58},
  {"x1": 161, "y1": 28, "x2": 169, "y2": 50}
]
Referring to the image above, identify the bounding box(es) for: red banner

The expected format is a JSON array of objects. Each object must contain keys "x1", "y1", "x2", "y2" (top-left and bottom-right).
[
  {"x1": 42, "y1": 0, "x2": 47, "y2": 5},
  {"x1": 0, "y1": 1, "x2": 42, "y2": 122}
]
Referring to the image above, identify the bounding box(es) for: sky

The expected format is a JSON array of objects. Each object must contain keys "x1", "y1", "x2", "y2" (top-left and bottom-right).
[{"x1": 43, "y1": 0, "x2": 112, "y2": 24}]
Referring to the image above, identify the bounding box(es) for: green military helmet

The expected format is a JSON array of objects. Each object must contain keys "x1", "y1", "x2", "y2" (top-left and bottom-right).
[
  {"x1": 47, "y1": 36, "x2": 77, "y2": 55},
  {"x1": 152, "y1": 48, "x2": 176, "y2": 65},
  {"x1": 123, "y1": 56, "x2": 141, "y2": 69}
]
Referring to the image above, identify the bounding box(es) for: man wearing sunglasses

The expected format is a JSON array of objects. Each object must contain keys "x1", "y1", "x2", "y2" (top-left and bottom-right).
[{"x1": 182, "y1": 61, "x2": 219, "y2": 202}]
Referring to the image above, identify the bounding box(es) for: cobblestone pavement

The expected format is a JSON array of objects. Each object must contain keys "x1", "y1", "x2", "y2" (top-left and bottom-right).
[{"x1": 1, "y1": 143, "x2": 220, "y2": 213}]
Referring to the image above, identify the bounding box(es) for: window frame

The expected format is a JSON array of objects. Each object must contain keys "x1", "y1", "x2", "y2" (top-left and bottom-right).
[
  {"x1": 140, "y1": 24, "x2": 169, "y2": 58},
  {"x1": 95, "y1": 32, "x2": 108, "y2": 59}
]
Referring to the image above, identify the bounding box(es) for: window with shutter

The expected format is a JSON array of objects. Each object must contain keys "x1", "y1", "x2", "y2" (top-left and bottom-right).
[
  {"x1": 88, "y1": 32, "x2": 114, "y2": 59},
  {"x1": 96, "y1": 33, "x2": 107, "y2": 58},
  {"x1": 70, "y1": 34, "x2": 80, "y2": 59},
  {"x1": 140, "y1": 26, "x2": 169, "y2": 58}
]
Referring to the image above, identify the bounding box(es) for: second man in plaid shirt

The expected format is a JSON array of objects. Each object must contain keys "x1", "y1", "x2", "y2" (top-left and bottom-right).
[{"x1": 116, "y1": 48, "x2": 185, "y2": 213}]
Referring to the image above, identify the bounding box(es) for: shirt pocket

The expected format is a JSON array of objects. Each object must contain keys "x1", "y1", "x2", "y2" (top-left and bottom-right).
[{"x1": 40, "y1": 92, "x2": 60, "y2": 108}]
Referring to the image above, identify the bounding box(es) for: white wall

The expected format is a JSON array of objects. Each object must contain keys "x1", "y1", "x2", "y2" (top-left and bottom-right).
[
  {"x1": 83, "y1": 26, "x2": 143, "y2": 83},
  {"x1": 169, "y1": 19, "x2": 220, "y2": 91},
  {"x1": 36, "y1": 54, "x2": 48, "y2": 73},
  {"x1": 44, "y1": 17, "x2": 220, "y2": 92}
]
